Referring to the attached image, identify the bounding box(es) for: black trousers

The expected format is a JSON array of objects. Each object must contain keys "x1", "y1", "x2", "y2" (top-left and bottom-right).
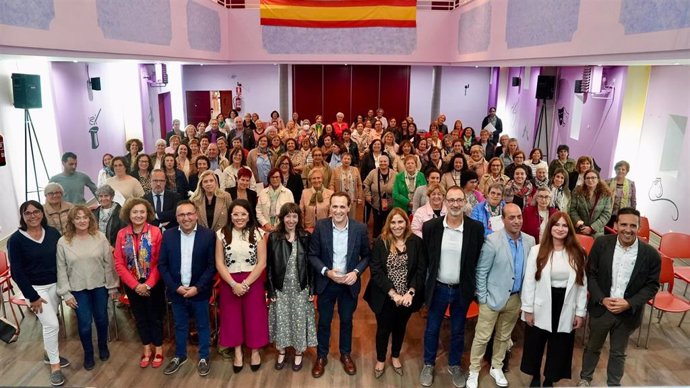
[
  {"x1": 125, "y1": 282, "x2": 166, "y2": 346},
  {"x1": 375, "y1": 298, "x2": 413, "y2": 362},
  {"x1": 372, "y1": 208, "x2": 391, "y2": 238},
  {"x1": 520, "y1": 287, "x2": 575, "y2": 382}
]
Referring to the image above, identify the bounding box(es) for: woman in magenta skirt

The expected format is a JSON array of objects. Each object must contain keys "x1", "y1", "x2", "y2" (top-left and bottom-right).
[{"x1": 215, "y1": 199, "x2": 268, "y2": 372}]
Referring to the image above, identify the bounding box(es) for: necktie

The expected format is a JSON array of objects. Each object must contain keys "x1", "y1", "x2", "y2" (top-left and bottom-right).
[{"x1": 155, "y1": 194, "x2": 162, "y2": 213}]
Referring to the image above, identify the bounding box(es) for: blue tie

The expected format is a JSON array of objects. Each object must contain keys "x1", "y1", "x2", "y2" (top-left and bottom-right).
[{"x1": 155, "y1": 194, "x2": 162, "y2": 213}]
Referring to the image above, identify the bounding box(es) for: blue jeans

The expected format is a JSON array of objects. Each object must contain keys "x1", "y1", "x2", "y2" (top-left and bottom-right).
[
  {"x1": 316, "y1": 283, "x2": 358, "y2": 357},
  {"x1": 72, "y1": 287, "x2": 109, "y2": 358},
  {"x1": 171, "y1": 298, "x2": 211, "y2": 359},
  {"x1": 423, "y1": 283, "x2": 470, "y2": 366}
]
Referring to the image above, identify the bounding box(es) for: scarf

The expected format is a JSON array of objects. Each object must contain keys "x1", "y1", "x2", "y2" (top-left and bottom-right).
[
  {"x1": 608, "y1": 178, "x2": 632, "y2": 208},
  {"x1": 267, "y1": 186, "x2": 282, "y2": 225},
  {"x1": 309, "y1": 186, "x2": 324, "y2": 206},
  {"x1": 123, "y1": 227, "x2": 153, "y2": 281}
]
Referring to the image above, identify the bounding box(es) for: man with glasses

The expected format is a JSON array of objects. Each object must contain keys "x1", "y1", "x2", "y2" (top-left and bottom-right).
[
  {"x1": 49, "y1": 152, "x2": 97, "y2": 204},
  {"x1": 144, "y1": 169, "x2": 181, "y2": 231},
  {"x1": 420, "y1": 186, "x2": 485, "y2": 387},
  {"x1": 158, "y1": 200, "x2": 217, "y2": 376},
  {"x1": 466, "y1": 203, "x2": 536, "y2": 388}
]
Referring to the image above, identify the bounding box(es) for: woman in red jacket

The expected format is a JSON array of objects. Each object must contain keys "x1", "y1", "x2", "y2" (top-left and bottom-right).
[
  {"x1": 113, "y1": 198, "x2": 165, "y2": 368},
  {"x1": 521, "y1": 187, "x2": 557, "y2": 243}
]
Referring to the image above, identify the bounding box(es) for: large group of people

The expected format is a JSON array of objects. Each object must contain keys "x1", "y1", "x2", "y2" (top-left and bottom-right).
[{"x1": 5, "y1": 108, "x2": 659, "y2": 388}]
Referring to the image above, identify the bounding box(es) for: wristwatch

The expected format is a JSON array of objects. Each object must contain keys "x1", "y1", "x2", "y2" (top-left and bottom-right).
[{"x1": 145, "y1": 284, "x2": 151, "y2": 291}]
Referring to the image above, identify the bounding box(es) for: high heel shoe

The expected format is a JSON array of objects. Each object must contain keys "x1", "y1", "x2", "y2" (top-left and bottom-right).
[
  {"x1": 233, "y1": 363, "x2": 244, "y2": 373},
  {"x1": 374, "y1": 366, "x2": 385, "y2": 379},
  {"x1": 250, "y1": 352, "x2": 261, "y2": 372}
]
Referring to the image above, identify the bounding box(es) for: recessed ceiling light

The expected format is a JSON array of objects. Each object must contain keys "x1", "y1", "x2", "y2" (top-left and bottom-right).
[{"x1": 72, "y1": 60, "x2": 78, "y2": 63}]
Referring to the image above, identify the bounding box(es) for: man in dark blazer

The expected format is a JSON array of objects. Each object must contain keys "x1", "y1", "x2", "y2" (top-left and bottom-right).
[
  {"x1": 145, "y1": 169, "x2": 181, "y2": 230},
  {"x1": 158, "y1": 200, "x2": 217, "y2": 377},
  {"x1": 308, "y1": 192, "x2": 370, "y2": 378},
  {"x1": 578, "y1": 207, "x2": 660, "y2": 387},
  {"x1": 420, "y1": 186, "x2": 485, "y2": 388}
]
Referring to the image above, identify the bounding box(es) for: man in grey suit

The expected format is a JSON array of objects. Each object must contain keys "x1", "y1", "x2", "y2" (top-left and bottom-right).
[
  {"x1": 467, "y1": 203, "x2": 536, "y2": 388},
  {"x1": 578, "y1": 208, "x2": 660, "y2": 386}
]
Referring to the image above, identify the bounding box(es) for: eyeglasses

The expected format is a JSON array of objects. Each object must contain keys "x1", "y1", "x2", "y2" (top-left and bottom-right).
[
  {"x1": 585, "y1": 176, "x2": 598, "y2": 181},
  {"x1": 23, "y1": 210, "x2": 43, "y2": 217},
  {"x1": 446, "y1": 198, "x2": 466, "y2": 204},
  {"x1": 151, "y1": 179, "x2": 167, "y2": 183},
  {"x1": 537, "y1": 195, "x2": 551, "y2": 200},
  {"x1": 280, "y1": 162, "x2": 290, "y2": 166},
  {"x1": 177, "y1": 212, "x2": 196, "y2": 218},
  {"x1": 46, "y1": 192, "x2": 62, "y2": 196}
]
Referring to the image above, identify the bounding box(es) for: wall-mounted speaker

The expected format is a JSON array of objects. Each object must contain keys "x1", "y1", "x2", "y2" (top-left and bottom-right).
[
  {"x1": 11, "y1": 73, "x2": 42, "y2": 109},
  {"x1": 90, "y1": 77, "x2": 101, "y2": 91},
  {"x1": 535, "y1": 75, "x2": 555, "y2": 100},
  {"x1": 574, "y1": 80, "x2": 583, "y2": 94},
  {"x1": 511, "y1": 77, "x2": 521, "y2": 87}
]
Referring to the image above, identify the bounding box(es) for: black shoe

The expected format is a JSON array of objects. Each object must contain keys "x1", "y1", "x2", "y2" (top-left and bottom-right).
[
  {"x1": 99, "y1": 348, "x2": 110, "y2": 362},
  {"x1": 84, "y1": 357, "x2": 95, "y2": 371},
  {"x1": 233, "y1": 364, "x2": 244, "y2": 373},
  {"x1": 44, "y1": 355, "x2": 70, "y2": 368},
  {"x1": 50, "y1": 370, "x2": 65, "y2": 386},
  {"x1": 250, "y1": 362, "x2": 261, "y2": 372},
  {"x1": 197, "y1": 359, "x2": 210, "y2": 376},
  {"x1": 163, "y1": 356, "x2": 188, "y2": 375},
  {"x1": 530, "y1": 376, "x2": 541, "y2": 387}
]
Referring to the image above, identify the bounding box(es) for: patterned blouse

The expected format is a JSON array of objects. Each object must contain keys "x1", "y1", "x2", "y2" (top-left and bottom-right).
[
  {"x1": 387, "y1": 250, "x2": 409, "y2": 295},
  {"x1": 218, "y1": 228, "x2": 264, "y2": 273}
]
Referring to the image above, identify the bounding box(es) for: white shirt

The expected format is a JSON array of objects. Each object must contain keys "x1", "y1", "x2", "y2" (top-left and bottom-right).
[
  {"x1": 611, "y1": 238, "x2": 639, "y2": 298},
  {"x1": 550, "y1": 250, "x2": 570, "y2": 288},
  {"x1": 438, "y1": 217, "x2": 464, "y2": 284},
  {"x1": 179, "y1": 225, "x2": 197, "y2": 287},
  {"x1": 331, "y1": 219, "x2": 349, "y2": 275}
]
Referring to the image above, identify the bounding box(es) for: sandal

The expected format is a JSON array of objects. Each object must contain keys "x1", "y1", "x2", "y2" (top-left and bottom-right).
[
  {"x1": 274, "y1": 351, "x2": 287, "y2": 370},
  {"x1": 139, "y1": 354, "x2": 151, "y2": 368},
  {"x1": 151, "y1": 353, "x2": 164, "y2": 368},
  {"x1": 292, "y1": 353, "x2": 303, "y2": 372}
]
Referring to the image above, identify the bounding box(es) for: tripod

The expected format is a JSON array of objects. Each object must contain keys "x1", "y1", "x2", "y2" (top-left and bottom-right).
[
  {"x1": 23, "y1": 109, "x2": 50, "y2": 202},
  {"x1": 534, "y1": 99, "x2": 550, "y2": 160}
]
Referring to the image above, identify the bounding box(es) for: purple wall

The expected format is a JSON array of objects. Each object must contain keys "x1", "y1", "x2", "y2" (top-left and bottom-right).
[
  {"x1": 50, "y1": 62, "x2": 132, "y2": 194},
  {"x1": 552, "y1": 66, "x2": 627, "y2": 176},
  {"x1": 503, "y1": 66, "x2": 541, "y2": 152},
  {"x1": 487, "y1": 66, "x2": 499, "y2": 110}
]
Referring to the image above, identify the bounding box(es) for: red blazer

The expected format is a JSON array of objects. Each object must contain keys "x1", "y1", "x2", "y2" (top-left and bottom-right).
[
  {"x1": 114, "y1": 223, "x2": 163, "y2": 290},
  {"x1": 521, "y1": 206, "x2": 557, "y2": 244}
]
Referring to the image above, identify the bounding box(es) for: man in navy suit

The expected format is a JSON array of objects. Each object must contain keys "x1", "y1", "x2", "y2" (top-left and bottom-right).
[
  {"x1": 158, "y1": 200, "x2": 217, "y2": 376},
  {"x1": 309, "y1": 192, "x2": 370, "y2": 378},
  {"x1": 144, "y1": 169, "x2": 181, "y2": 230}
]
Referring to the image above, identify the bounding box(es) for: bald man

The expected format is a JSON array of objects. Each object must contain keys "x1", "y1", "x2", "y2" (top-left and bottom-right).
[{"x1": 467, "y1": 203, "x2": 536, "y2": 388}]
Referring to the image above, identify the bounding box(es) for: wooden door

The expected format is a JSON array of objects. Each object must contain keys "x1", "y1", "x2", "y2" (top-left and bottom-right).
[
  {"x1": 220, "y1": 90, "x2": 233, "y2": 116},
  {"x1": 185, "y1": 91, "x2": 211, "y2": 126}
]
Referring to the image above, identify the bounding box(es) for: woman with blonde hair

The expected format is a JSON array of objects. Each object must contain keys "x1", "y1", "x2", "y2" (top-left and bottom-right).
[
  {"x1": 300, "y1": 168, "x2": 333, "y2": 230},
  {"x1": 190, "y1": 170, "x2": 232, "y2": 231},
  {"x1": 329, "y1": 152, "x2": 363, "y2": 219},
  {"x1": 467, "y1": 144, "x2": 489, "y2": 176},
  {"x1": 57, "y1": 205, "x2": 118, "y2": 370},
  {"x1": 606, "y1": 160, "x2": 636, "y2": 225},
  {"x1": 478, "y1": 157, "x2": 510, "y2": 195},
  {"x1": 364, "y1": 208, "x2": 426, "y2": 378}
]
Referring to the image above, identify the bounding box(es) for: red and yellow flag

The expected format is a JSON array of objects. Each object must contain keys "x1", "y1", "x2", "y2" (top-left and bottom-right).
[{"x1": 260, "y1": 0, "x2": 417, "y2": 29}]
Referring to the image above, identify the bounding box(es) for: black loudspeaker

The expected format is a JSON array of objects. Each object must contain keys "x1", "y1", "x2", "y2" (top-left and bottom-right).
[
  {"x1": 11, "y1": 73, "x2": 42, "y2": 109},
  {"x1": 535, "y1": 75, "x2": 555, "y2": 100},
  {"x1": 511, "y1": 77, "x2": 521, "y2": 87},
  {"x1": 574, "y1": 80, "x2": 583, "y2": 93},
  {"x1": 90, "y1": 77, "x2": 101, "y2": 91}
]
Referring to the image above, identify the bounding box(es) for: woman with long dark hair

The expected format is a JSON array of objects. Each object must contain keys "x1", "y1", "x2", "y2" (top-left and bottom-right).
[
  {"x1": 569, "y1": 169, "x2": 613, "y2": 237},
  {"x1": 215, "y1": 199, "x2": 268, "y2": 372},
  {"x1": 520, "y1": 212, "x2": 587, "y2": 387},
  {"x1": 267, "y1": 203, "x2": 317, "y2": 371},
  {"x1": 364, "y1": 208, "x2": 426, "y2": 378},
  {"x1": 440, "y1": 153, "x2": 468, "y2": 191}
]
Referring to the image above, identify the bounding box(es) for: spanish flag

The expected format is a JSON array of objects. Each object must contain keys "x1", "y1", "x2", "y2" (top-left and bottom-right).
[
  {"x1": 260, "y1": 0, "x2": 417, "y2": 28},
  {"x1": 260, "y1": 0, "x2": 417, "y2": 54}
]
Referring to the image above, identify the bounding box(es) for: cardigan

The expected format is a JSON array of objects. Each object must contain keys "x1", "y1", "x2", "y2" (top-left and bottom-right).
[
  {"x1": 569, "y1": 191, "x2": 613, "y2": 237},
  {"x1": 7, "y1": 227, "x2": 62, "y2": 302},
  {"x1": 392, "y1": 171, "x2": 427, "y2": 210},
  {"x1": 56, "y1": 232, "x2": 119, "y2": 302}
]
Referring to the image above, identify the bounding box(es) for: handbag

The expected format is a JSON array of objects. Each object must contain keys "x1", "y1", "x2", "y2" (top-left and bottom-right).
[{"x1": 0, "y1": 317, "x2": 18, "y2": 344}]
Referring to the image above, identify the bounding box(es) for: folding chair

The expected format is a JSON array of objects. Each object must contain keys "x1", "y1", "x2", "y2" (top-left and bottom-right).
[{"x1": 636, "y1": 253, "x2": 690, "y2": 349}]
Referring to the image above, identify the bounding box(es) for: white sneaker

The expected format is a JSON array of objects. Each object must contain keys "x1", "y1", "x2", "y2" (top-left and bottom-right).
[
  {"x1": 466, "y1": 371, "x2": 479, "y2": 388},
  {"x1": 490, "y1": 367, "x2": 509, "y2": 387}
]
